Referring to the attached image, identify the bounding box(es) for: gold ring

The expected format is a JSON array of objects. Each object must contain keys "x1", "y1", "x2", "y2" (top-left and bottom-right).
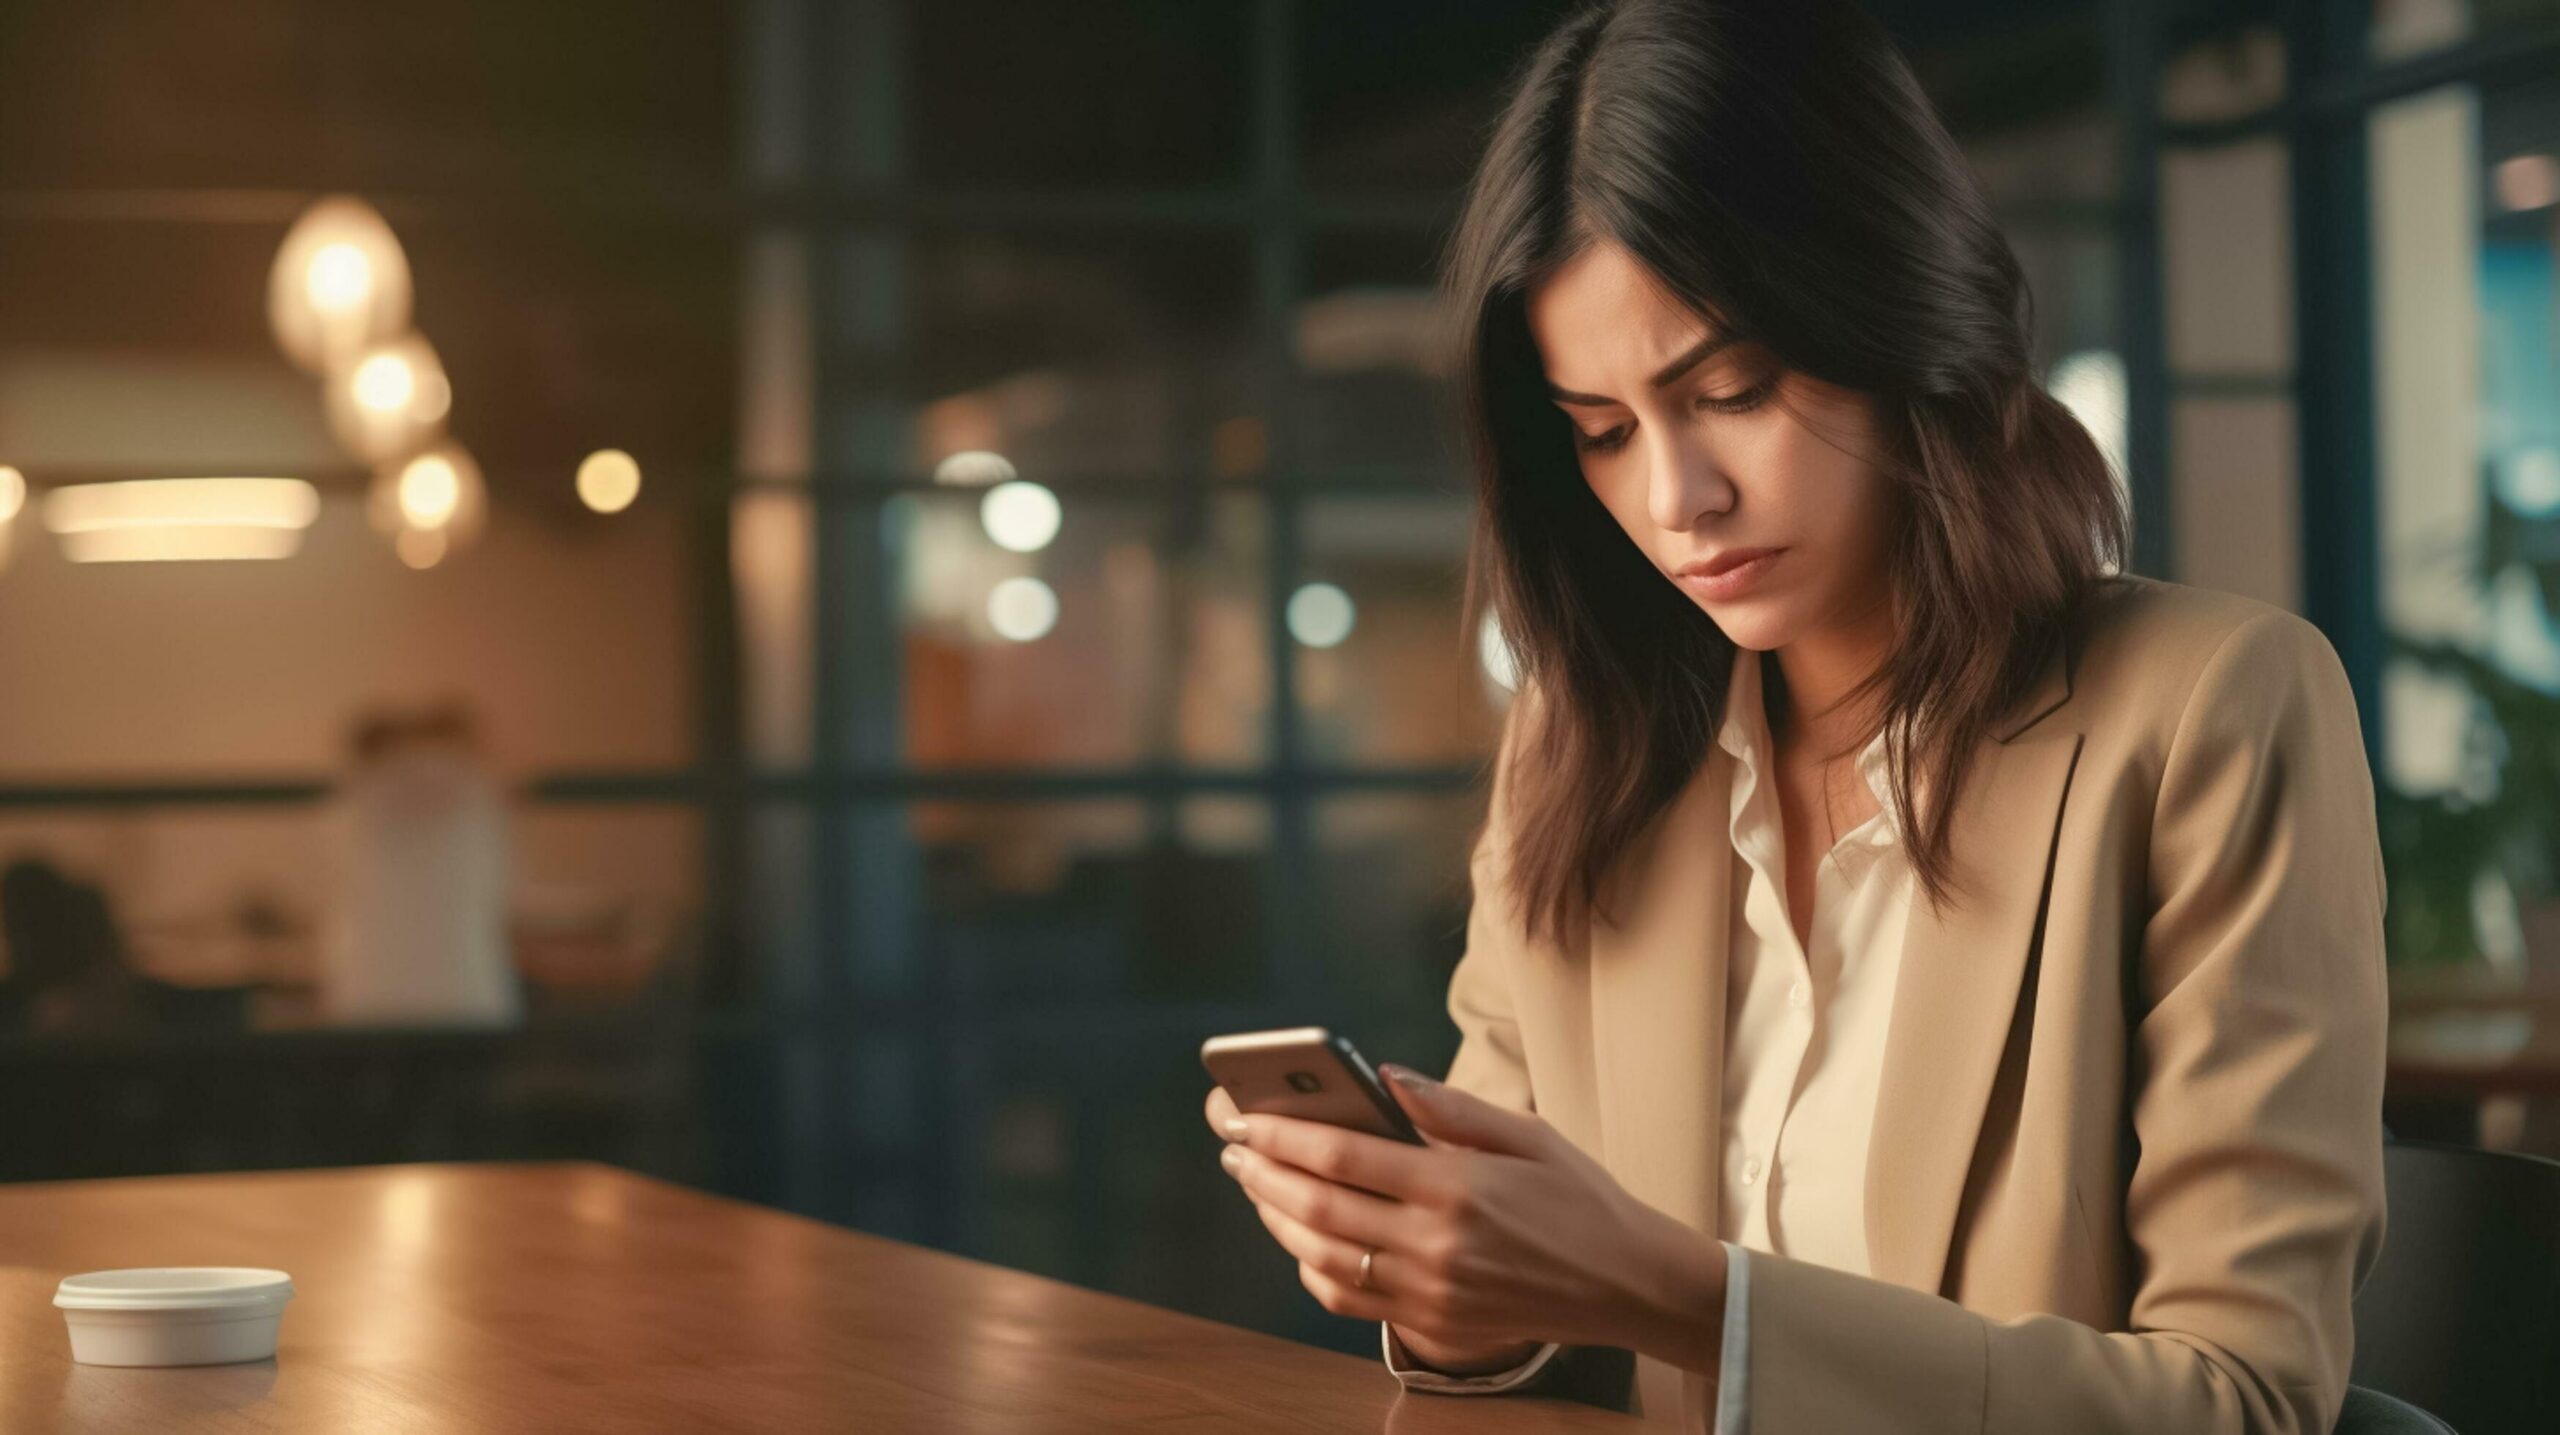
[{"x1": 1358, "y1": 1246, "x2": 1378, "y2": 1290}]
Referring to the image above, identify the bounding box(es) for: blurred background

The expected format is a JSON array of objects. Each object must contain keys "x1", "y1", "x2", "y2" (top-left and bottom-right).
[{"x1": 0, "y1": 0, "x2": 2556, "y2": 1360}]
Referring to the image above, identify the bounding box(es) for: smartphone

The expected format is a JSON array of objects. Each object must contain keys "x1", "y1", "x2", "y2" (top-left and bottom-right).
[{"x1": 1200, "y1": 1026, "x2": 1423, "y2": 1145}]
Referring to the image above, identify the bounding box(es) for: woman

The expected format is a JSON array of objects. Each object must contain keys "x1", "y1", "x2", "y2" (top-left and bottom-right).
[
  {"x1": 323, "y1": 701, "x2": 520, "y2": 1028},
  {"x1": 1203, "y1": 2, "x2": 2386, "y2": 1432}
]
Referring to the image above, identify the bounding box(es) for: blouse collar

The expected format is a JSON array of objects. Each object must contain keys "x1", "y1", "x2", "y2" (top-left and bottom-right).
[{"x1": 1716, "y1": 648, "x2": 1902, "y2": 873}]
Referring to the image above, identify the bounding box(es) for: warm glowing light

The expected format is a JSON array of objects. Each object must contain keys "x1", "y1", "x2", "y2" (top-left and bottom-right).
[
  {"x1": 269, "y1": 196, "x2": 413, "y2": 374},
  {"x1": 368, "y1": 443, "x2": 485, "y2": 557},
  {"x1": 979, "y1": 480, "x2": 1061, "y2": 553},
  {"x1": 0, "y1": 465, "x2": 23, "y2": 523},
  {"x1": 934, "y1": 450, "x2": 1017, "y2": 487},
  {"x1": 43, "y1": 478, "x2": 321, "y2": 563},
  {"x1": 44, "y1": 477, "x2": 320, "y2": 533},
  {"x1": 396, "y1": 527, "x2": 448, "y2": 569},
  {"x1": 352, "y1": 351, "x2": 416, "y2": 412},
  {"x1": 398, "y1": 454, "x2": 461, "y2": 528},
  {"x1": 986, "y1": 575, "x2": 1059, "y2": 642},
  {"x1": 576, "y1": 449, "x2": 642, "y2": 513},
  {"x1": 61, "y1": 528, "x2": 305, "y2": 563},
  {"x1": 1286, "y1": 582, "x2": 1357, "y2": 649},
  {"x1": 306, "y1": 243, "x2": 373, "y2": 313},
  {"x1": 329, "y1": 333, "x2": 450, "y2": 462}
]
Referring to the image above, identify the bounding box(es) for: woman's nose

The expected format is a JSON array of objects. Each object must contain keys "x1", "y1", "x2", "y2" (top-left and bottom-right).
[{"x1": 1645, "y1": 435, "x2": 1732, "y2": 534}]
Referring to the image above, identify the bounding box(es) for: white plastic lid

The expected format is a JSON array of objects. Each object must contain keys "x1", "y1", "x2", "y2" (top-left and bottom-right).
[{"x1": 54, "y1": 1268, "x2": 294, "y2": 1313}]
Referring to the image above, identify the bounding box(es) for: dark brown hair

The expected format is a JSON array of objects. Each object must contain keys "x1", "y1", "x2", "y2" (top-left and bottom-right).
[{"x1": 1441, "y1": 0, "x2": 2125, "y2": 941}]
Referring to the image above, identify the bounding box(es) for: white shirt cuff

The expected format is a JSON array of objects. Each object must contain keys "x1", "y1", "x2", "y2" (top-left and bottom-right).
[
  {"x1": 1379, "y1": 1322, "x2": 1563, "y2": 1393},
  {"x1": 1716, "y1": 1241, "x2": 1753, "y2": 1435},
  {"x1": 1374, "y1": 1241, "x2": 1749, "y2": 1424}
]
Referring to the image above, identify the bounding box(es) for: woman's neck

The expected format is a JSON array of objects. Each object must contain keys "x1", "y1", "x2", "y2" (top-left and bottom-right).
[{"x1": 1767, "y1": 595, "x2": 1895, "y2": 760}]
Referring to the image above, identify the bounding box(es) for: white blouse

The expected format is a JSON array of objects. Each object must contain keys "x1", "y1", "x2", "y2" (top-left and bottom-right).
[
  {"x1": 1386, "y1": 648, "x2": 1914, "y2": 1432},
  {"x1": 1714, "y1": 644, "x2": 1911, "y2": 1275}
]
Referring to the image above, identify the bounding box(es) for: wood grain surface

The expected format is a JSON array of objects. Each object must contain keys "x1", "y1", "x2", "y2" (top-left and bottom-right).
[{"x1": 0, "y1": 1162, "x2": 1641, "y2": 1432}]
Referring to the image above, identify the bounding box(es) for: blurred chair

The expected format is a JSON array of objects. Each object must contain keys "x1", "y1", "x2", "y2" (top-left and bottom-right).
[
  {"x1": 2348, "y1": 1137, "x2": 2560, "y2": 1435},
  {"x1": 488, "y1": 917, "x2": 707, "y2": 1181},
  {"x1": 2336, "y1": 1384, "x2": 2456, "y2": 1434}
]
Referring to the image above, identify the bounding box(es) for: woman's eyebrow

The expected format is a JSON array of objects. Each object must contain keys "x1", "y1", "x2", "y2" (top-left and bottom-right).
[{"x1": 1546, "y1": 331, "x2": 1738, "y2": 407}]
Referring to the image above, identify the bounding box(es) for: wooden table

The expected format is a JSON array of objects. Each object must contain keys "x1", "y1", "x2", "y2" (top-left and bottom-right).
[{"x1": 0, "y1": 1162, "x2": 1641, "y2": 1432}]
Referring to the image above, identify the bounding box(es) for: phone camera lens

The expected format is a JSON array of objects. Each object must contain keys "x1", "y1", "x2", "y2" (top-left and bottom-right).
[{"x1": 1285, "y1": 1071, "x2": 1322, "y2": 1094}]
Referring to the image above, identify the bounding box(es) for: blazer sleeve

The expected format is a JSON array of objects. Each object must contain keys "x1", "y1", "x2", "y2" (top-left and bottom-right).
[
  {"x1": 1392, "y1": 705, "x2": 1546, "y2": 1391},
  {"x1": 1380, "y1": 701, "x2": 1606, "y2": 1403},
  {"x1": 1733, "y1": 610, "x2": 2389, "y2": 1435}
]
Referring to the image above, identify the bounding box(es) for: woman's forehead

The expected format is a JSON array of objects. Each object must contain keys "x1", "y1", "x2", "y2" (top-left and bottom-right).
[{"x1": 1528, "y1": 247, "x2": 1735, "y2": 395}]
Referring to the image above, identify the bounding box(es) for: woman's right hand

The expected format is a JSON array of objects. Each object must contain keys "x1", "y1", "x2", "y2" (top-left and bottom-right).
[{"x1": 1201, "y1": 1084, "x2": 1548, "y2": 1375}]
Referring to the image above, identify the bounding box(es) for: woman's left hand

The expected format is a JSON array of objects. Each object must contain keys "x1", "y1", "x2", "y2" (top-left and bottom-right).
[{"x1": 1212, "y1": 1063, "x2": 1725, "y2": 1364}]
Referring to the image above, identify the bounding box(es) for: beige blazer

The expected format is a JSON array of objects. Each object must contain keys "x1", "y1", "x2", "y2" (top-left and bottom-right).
[{"x1": 1440, "y1": 576, "x2": 2388, "y2": 1434}]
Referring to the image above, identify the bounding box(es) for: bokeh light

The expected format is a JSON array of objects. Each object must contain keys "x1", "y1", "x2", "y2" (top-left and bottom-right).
[
  {"x1": 934, "y1": 450, "x2": 1018, "y2": 487},
  {"x1": 305, "y1": 243, "x2": 373, "y2": 314},
  {"x1": 577, "y1": 449, "x2": 643, "y2": 514},
  {"x1": 396, "y1": 527, "x2": 449, "y2": 570},
  {"x1": 986, "y1": 575, "x2": 1060, "y2": 642},
  {"x1": 370, "y1": 442, "x2": 487, "y2": 554},
  {"x1": 268, "y1": 196, "x2": 413, "y2": 375},
  {"x1": 352, "y1": 351, "x2": 416, "y2": 413},
  {"x1": 979, "y1": 480, "x2": 1062, "y2": 553},
  {"x1": 1478, "y1": 610, "x2": 1521, "y2": 693},
  {"x1": 2047, "y1": 349, "x2": 2128, "y2": 486},
  {"x1": 329, "y1": 333, "x2": 450, "y2": 463},
  {"x1": 1286, "y1": 582, "x2": 1357, "y2": 649},
  {"x1": 398, "y1": 455, "x2": 461, "y2": 528}
]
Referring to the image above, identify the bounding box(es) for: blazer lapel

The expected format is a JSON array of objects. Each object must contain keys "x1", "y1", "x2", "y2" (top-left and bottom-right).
[
  {"x1": 1864, "y1": 645, "x2": 2084, "y2": 1293},
  {"x1": 1589, "y1": 741, "x2": 1736, "y2": 1240}
]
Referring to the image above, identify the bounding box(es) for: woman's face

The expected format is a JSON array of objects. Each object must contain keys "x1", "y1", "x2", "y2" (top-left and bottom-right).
[{"x1": 1523, "y1": 238, "x2": 1897, "y2": 655}]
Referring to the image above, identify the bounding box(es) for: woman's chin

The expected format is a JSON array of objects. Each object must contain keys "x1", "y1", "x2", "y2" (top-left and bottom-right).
[{"x1": 1695, "y1": 600, "x2": 1795, "y2": 653}]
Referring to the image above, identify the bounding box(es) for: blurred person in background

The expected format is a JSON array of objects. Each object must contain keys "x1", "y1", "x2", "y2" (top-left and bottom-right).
[
  {"x1": 0, "y1": 859, "x2": 142, "y2": 1035},
  {"x1": 321, "y1": 699, "x2": 519, "y2": 1028},
  {"x1": 0, "y1": 858, "x2": 247, "y2": 1036},
  {"x1": 1206, "y1": 2, "x2": 2385, "y2": 1432}
]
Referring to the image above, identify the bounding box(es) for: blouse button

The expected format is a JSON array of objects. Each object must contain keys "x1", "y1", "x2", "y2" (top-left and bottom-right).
[
  {"x1": 1741, "y1": 1155, "x2": 1764, "y2": 1184},
  {"x1": 1787, "y1": 980, "x2": 1809, "y2": 1009}
]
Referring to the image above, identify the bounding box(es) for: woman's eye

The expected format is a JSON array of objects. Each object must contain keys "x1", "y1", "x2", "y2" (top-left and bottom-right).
[
  {"x1": 1572, "y1": 372, "x2": 1777, "y2": 455},
  {"x1": 1697, "y1": 373, "x2": 1780, "y2": 414}
]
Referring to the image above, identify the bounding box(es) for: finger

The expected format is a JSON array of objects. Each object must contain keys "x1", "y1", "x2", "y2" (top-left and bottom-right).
[
  {"x1": 1245, "y1": 1186, "x2": 1415, "y2": 1306},
  {"x1": 1381, "y1": 1065, "x2": 1551, "y2": 1158},
  {"x1": 1295, "y1": 1249, "x2": 1396, "y2": 1324},
  {"x1": 1227, "y1": 1111, "x2": 1443, "y2": 1203},
  {"x1": 1221, "y1": 1141, "x2": 1412, "y2": 1250},
  {"x1": 1203, "y1": 1085, "x2": 1241, "y2": 1138}
]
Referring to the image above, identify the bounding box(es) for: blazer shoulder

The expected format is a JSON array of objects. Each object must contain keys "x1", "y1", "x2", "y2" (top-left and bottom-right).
[{"x1": 2069, "y1": 577, "x2": 2351, "y2": 735}]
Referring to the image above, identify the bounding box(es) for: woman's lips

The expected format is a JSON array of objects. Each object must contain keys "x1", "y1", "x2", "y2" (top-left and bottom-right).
[{"x1": 1673, "y1": 548, "x2": 1783, "y2": 601}]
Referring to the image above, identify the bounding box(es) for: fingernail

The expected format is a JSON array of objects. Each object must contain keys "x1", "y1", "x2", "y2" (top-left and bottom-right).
[
  {"x1": 1383, "y1": 1064, "x2": 1432, "y2": 1089},
  {"x1": 1219, "y1": 1145, "x2": 1243, "y2": 1173},
  {"x1": 1222, "y1": 1117, "x2": 1250, "y2": 1141}
]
